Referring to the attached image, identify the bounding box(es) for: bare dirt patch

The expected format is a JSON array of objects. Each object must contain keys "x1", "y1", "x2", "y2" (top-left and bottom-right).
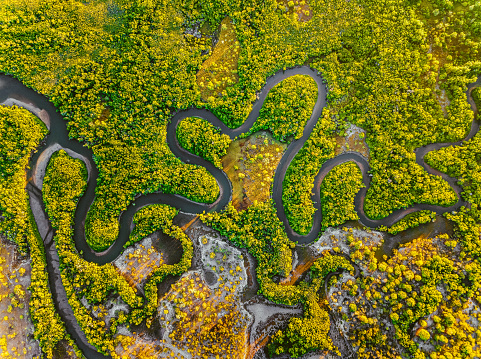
[
  {"x1": 113, "y1": 236, "x2": 165, "y2": 292},
  {"x1": 0, "y1": 236, "x2": 40, "y2": 359},
  {"x1": 197, "y1": 17, "x2": 240, "y2": 102},
  {"x1": 334, "y1": 124, "x2": 370, "y2": 159},
  {"x1": 222, "y1": 132, "x2": 287, "y2": 210}
]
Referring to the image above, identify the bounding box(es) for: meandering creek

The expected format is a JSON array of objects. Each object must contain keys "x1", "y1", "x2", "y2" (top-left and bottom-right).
[{"x1": 0, "y1": 66, "x2": 479, "y2": 358}]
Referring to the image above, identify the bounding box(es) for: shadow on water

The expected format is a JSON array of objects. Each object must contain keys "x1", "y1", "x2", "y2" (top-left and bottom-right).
[
  {"x1": 150, "y1": 230, "x2": 184, "y2": 265},
  {"x1": 378, "y1": 215, "x2": 454, "y2": 258}
]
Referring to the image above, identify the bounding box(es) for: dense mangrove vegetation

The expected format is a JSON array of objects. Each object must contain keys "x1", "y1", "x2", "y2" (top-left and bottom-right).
[
  {"x1": 177, "y1": 117, "x2": 231, "y2": 169},
  {"x1": 246, "y1": 74, "x2": 318, "y2": 142},
  {"x1": 1, "y1": 0, "x2": 481, "y2": 358},
  {"x1": 320, "y1": 161, "x2": 364, "y2": 230}
]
